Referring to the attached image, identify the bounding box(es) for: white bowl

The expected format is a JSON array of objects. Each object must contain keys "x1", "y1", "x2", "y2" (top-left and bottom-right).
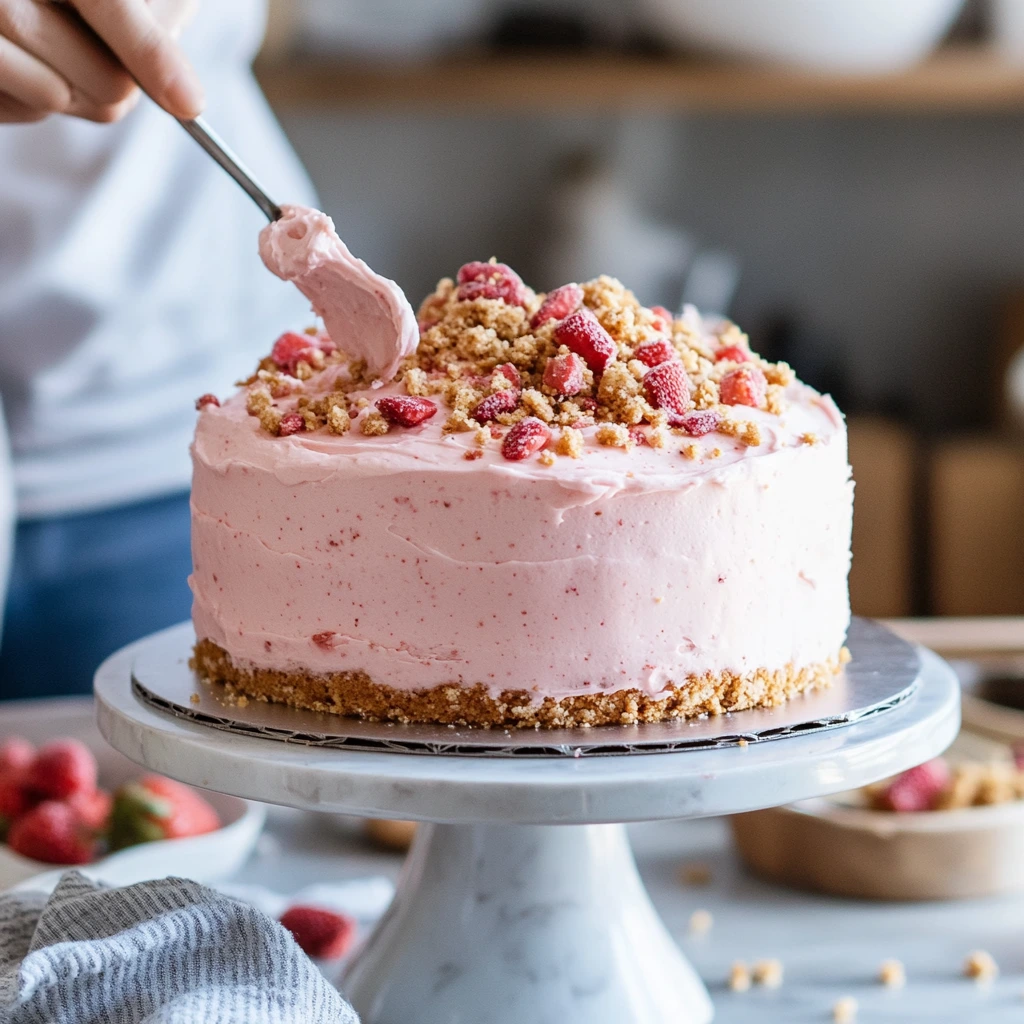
[
  {"x1": 640, "y1": 0, "x2": 965, "y2": 73},
  {"x1": 0, "y1": 697, "x2": 265, "y2": 891}
]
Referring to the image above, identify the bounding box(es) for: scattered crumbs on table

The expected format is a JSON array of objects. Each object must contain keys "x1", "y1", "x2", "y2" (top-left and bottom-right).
[
  {"x1": 190, "y1": 692, "x2": 200, "y2": 705},
  {"x1": 964, "y1": 950, "x2": 998, "y2": 983},
  {"x1": 688, "y1": 909, "x2": 713, "y2": 936},
  {"x1": 879, "y1": 958, "x2": 906, "y2": 988},
  {"x1": 752, "y1": 958, "x2": 784, "y2": 989},
  {"x1": 680, "y1": 861, "x2": 712, "y2": 886},
  {"x1": 737, "y1": 738, "x2": 749, "y2": 748},
  {"x1": 833, "y1": 995, "x2": 858, "y2": 1022},
  {"x1": 728, "y1": 961, "x2": 751, "y2": 992}
]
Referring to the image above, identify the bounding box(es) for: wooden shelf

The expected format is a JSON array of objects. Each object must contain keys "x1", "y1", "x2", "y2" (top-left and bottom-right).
[{"x1": 256, "y1": 44, "x2": 1024, "y2": 114}]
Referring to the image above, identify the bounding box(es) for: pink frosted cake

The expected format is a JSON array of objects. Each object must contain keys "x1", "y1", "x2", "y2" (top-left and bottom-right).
[{"x1": 190, "y1": 210, "x2": 852, "y2": 728}]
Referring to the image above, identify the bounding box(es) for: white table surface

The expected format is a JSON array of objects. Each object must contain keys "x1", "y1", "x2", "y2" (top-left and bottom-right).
[{"x1": 248, "y1": 808, "x2": 1024, "y2": 1023}]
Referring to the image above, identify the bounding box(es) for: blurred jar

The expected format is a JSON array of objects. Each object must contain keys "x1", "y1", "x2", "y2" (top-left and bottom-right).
[{"x1": 990, "y1": 0, "x2": 1024, "y2": 65}]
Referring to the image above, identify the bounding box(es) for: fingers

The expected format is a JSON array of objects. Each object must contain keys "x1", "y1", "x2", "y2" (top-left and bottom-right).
[
  {"x1": 66, "y1": 87, "x2": 140, "y2": 123},
  {"x1": 0, "y1": 33, "x2": 70, "y2": 111},
  {"x1": 0, "y1": 89, "x2": 46, "y2": 123},
  {"x1": 71, "y1": 0, "x2": 203, "y2": 118}
]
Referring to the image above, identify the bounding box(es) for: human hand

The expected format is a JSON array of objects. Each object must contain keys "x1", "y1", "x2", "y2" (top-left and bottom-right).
[{"x1": 0, "y1": 0, "x2": 202, "y2": 124}]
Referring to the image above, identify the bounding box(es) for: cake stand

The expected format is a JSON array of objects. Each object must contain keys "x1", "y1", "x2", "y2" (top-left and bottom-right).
[{"x1": 94, "y1": 622, "x2": 960, "y2": 1024}]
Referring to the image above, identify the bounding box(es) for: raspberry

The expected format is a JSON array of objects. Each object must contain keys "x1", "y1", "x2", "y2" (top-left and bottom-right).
[
  {"x1": 473, "y1": 389, "x2": 519, "y2": 423},
  {"x1": 715, "y1": 345, "x2": 749, "y2": 363},
  {"x1": 874, "y1": 759, "x2": 950, "y2": 812},
  {"x1": 494, "y1": 363, "x2": 521, "y2": 389},
  {"x1": 456, "y1": 261, "x2": 527, "y2": 306},
  {"x1": 0, "y1": 738, "x2": 34, "y2": 775},
  {"x1": 195, "y1": 393, "x2": 220, "y2": 410},
  {"x1": 27, "y1": 739, "x2": 97, "y2": 801},
  {"x1": 278, "y1": 412, "x2": 305, "y2": 437},
  {"x1": 643, "y1": 361, "x2": 690, "y2": 421},
  {"x1": 530, "y1": 283, "x2": 583, "y2": 327},
  {"x1": 376, "y1": 396, "x2": 438, "y2": 427},
  {"x1": 554, "y1": 308, "x2": 616, "y2": 374},
  {"x1": 678, "y1": 410, "x2": 721, "y2": 437},
  {"x1": 7, "y1": 801, "x2": 96, "y2": 864},
  {"x1": 501, "y1": 417, "x2": 551, "y2": 461},
  {"x1": 634, "y1": 339, "x2": 676, "y2": 368},
  {"x1": 280, "y1": 905, "x2": 356, "y2": 960},
  {"x1": 271, "y1": 332, "x2": 321, "y2": 376},
  {"x1": 651, "y1": 305, "x2": 674, "y2": 331},
  {"x1": 542, "y1": 352, "x2": 585, "y2": 396},
  {"x1": 720, "y1": 365, "x2": 767, "y2": 408}
]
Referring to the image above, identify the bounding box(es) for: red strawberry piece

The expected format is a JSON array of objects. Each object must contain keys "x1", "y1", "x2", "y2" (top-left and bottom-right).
[
  {"x1": 271, "y1": 332, "x2": 321, "y2": 376},
  {"x1": 26, "y1": 739, "x2": 97, "y2": 801},
  {"x1": 542, "y1": 352, "x2": 585, "y2": 396},
  {"x1": 651, "y1": 305, "x2": 674, "y2": 331},
  {"x1": 628, "y1": 427, "x2": 650, "y2": 447},
  {"x1": 643, "y1": 361, "x2": 690, "y2": 422},
  {"x1": 720, "y1": 365, "x2": 767, "y2": 408},
  {"x1": 8, "y1": 801, "x2": 96, "y2": 864},
  {"x1": 280, "y1": 905, "x2": 356, "y2": 960},
  {"x1": 316, "y1": 334, "x2": 337, "y2": 355},
  {"x1": 473, "y1": 389, "x2": 519, "y2": 423},
  {"x1": 456, "y1": 261, "x2": 527, "y2": 306},
  {"x1": 376, "y1": 396, "x2": 438, "y2": 427},
  {"x1": 195, "y1": 393, "x2": 220, "y2": 410},
  {"x1": 634, "y1": 338, "x2": 676, "y2": 368},
  {"x1": 576, "y1": 396, "x2": 597, "y2": 413},
  {"x1": 67, "y1": 788, "x2": 113, "y2": 831},
  {"x1": 875, "y1": 759, "x2": 950, "y2": 812},
  {"x1": 312, "y1": 631, "x2": 336, "y2": 650},
  {"x1": 501, "y1": 417, "x2": 551, "y2": 461},
  {"x1": 0, "y1": 737, "x2": 34, "y2": 775},
  {"x1": 530, "y1": 283, "x2": 583, "y2": 328},
  {"x1": 677, "y1": 410, "x2": 721, "y2": 437},
  {"x1": 494, "y1": 363, "x2": 521, "y2": 389},
  {"x1": 715, "y1": 345, "x2": 749, "y2": 363},
  {"x1": 108, "y1": 775, "x2": 221, "y2": 850},
  {"x1": 554, "y1": 308, "x2": 616, "y2": 374},
  {"x1": 278, "y1": 412, "x2": 305, "y2": 437}
]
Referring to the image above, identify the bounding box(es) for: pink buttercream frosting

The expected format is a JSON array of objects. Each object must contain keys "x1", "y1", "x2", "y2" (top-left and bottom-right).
[
  {"x1": 258, "y1": 205, "x2": 417, "y2": 380},
  {"x1": 190, "y1": 374, "x2": 852, "y2": 701}
]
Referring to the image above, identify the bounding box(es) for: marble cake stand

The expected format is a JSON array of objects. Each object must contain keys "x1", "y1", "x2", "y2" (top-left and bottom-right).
[{"x1": 94, "y1": 633, "x2": 959, "y2": 1024}]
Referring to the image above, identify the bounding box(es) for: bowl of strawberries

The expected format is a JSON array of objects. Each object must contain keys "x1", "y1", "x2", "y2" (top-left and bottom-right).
[{"x1": 0, "y1": 698, "x2": 264, "y2": 890}]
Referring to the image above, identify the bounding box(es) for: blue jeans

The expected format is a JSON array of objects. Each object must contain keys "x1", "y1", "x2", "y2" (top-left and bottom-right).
[{"x1": 0, "y1": 492, "x2": 192, "y2": 700}]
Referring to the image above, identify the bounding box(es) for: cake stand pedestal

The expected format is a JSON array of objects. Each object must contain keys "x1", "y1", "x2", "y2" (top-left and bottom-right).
[{"x1": 95, "y1": 634, "x2": 959, "y2": 1024}]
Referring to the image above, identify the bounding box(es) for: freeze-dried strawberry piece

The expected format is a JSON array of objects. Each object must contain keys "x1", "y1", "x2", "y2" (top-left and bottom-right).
[
  {"x1": 576, "y1": 396, "x2": 598, "y2": 412},
  {"x1": 494, "y1": 363, "x2": 521, "y2": 389},
  {"x1": 643, "y1": 361, "x2": 690, "y2": 419},
  {"x1": 195, "y1": 393, "x2": 220, "y2": 410},
  {"x1": 651, "y1": 305, "x2": 673, "y2": 331},
  {"x1": 312, "y1": 631, "x2": 335, "y2": 650},
  {"x1": 628, "y1": 427, "x2": 650, "y2": 447},
  {"x1": 715, "y1": 345, "x2": 749, "y2": 363},
  {"x1": 456, "y1": 261, "x2": 527, "y2": 306},
  {"x1": 542, "y1": 352, "x2": 585, "y2": 396},
  {"x1": 530, "y1": 283, "x2": 583, "y2": 328},
  {"x1": 376, "y1": 396, "x2": 438, "y2": 427},
  {"x1": 271, "y1": 332, "x2": 321, "y2": 376},
  {"x1": 502, "y1": 417, "x2": 551, "y2": 461},
  {"x1": 634, "y1": 338, "x2": 676, "y2": 368},
  {"x1": 473, "y1": 389, "x2": 519, "y2": 422},
  {"x1": 873, "y1": 759, "x2": 950, "y2": 812},
  {"x1": 720, "y1": 365, "x2": 767, "y2": 408},
  {"x1": 554, "y1": 308, "x2": 616, "y2": 374},
  {"x1": 678, "y1": 410, "x2": 721, "y2": 437},
  {"x1": 278, "y1": 412, "x2": 305, "y2": 436}
]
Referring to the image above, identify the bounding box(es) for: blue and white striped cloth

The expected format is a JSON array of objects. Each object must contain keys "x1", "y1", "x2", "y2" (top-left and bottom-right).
[{"x1": 0, "y1": 871, "x2": 358, "y2": 1023}]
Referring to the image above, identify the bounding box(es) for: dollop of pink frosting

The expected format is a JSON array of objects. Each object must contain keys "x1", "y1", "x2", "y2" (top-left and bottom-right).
[{"x1": 258, "y1": 205, "x2": 418, "y2": 380}]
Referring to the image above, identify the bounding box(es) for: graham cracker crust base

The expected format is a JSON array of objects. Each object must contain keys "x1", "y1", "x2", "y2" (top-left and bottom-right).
[{"x1": 191, "y1": 639, "x2": 847, "y2": 729}]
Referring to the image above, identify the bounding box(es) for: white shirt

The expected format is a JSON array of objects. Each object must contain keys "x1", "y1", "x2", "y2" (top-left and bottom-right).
[{"x1": 0, "y1": 0, "x2": 316, "y2": 518}]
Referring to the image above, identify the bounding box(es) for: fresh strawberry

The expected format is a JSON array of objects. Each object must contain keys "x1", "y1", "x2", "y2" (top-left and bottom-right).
[
  {"x1": 279, "y1": 905, "x2": 356, "y2": 960},
  {"x1": 0, "y1": 737, "x2": 34, "y2": 775},
  {"x1": 643, "y1": 361, "x2": 690, "y2": 422},
  {"x1": 494, "y1": 363, "x2": 521, "y2": 389},
  {"x1": 874, "y1": 759, "x2": 950, "y2": 812},
  {"x1": 501, "y1": 417, "x2": 551, "y2": 461},
  {"x1": 542, "y1": 353, "x2": 585, "y2": 396},
  {"x1": 473, "y1": 389, "x2": 519, "y2": 423},
  {"x1": 108, "y1": 775, "x2": 221, "y2": 850},
  {"x1": 530, "y1": 283, "x2": 583, "y2": 328},
  {"x1": 7, "y1": 801, "x2": 96, "y2": 864},
  {"x1": 677, "y1": 410, "x2": 721, "y2": 437},
  {"x1": 456, "y1": 261, "x2": 527, "y2": 306},
  {"x1": 271, "y1": 332, "x2": 322, "y2": 376},
  {"x1": 720, "y1": 365, "x2": 767, "y2": 408},
  {"x1": 26, "y1": 739, "x2": 97, "y2": 801},
  {"x1": 67, "y1": 788, "x2": 112, "y2": 831},
  {"x1": 554, "y1": 308, "x2": 616, "y2": 375},
  {"x1": 0, "y1": 774, "x2": 31, "y2": 837},
  {"x1": 195, "y1": 393, "x2": 220, "y2": 410},
  {"x1": 278, "y1": 412, "x2": 305, "y2": 437},
  {"x1": 376, "y1": 396, "x2": 438, "y2": 427},
  {"x1": 715, "y1": 345, "x2": 749, "y2": 363},
  {"x1": 633, "y1": 338, "x2": 676, "y2": 368}
]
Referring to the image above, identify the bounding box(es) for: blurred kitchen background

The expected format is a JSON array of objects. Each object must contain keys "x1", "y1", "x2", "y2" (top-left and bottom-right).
[{"x1": 252, "y1": 0, "x2": 1024, "y2": 621}]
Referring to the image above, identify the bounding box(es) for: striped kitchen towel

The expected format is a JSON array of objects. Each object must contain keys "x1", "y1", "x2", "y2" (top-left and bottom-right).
[{"x1": 0, "y1": 871, "x2": 357, "y2": 1023}]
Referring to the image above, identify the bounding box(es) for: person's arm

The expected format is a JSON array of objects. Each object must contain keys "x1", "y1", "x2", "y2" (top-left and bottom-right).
[{"x1": 0, "y1": 0, "x2": 202, "y2": 124}]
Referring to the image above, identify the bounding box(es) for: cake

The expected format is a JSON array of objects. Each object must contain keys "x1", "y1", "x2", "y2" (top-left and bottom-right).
[{"x1": 189, "y1": 207, "x2": 852, "y2": 728}]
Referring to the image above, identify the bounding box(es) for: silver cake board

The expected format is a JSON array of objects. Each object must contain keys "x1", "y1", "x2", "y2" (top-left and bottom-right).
[{"x1": 130, "y1": 617, "x2": 920, "y2": 758}]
